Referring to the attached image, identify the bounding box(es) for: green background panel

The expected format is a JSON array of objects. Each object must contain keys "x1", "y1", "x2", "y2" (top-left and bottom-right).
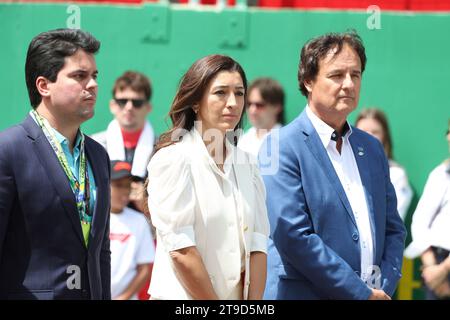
[{"x1": 1, "y1": 2, "x2": 449, "y2": 299}]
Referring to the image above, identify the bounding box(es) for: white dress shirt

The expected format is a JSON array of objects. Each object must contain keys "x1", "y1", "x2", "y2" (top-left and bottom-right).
[
  {"x1": 405, "y1": 161, "x2": 450, "y2": 259},
  {"x1": 306, "y1": 106, "x2": 374, "y2": 283}
]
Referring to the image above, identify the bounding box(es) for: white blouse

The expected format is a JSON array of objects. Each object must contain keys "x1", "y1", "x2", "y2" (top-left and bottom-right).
[
  {"x1": 389, "y1": 161, "x2": 413, "y2": 221},
  {"x1": 147, "y1": 128, "x2": 270, "y2": 300},
  {"x1": 405, "y1": 161, "x2": 450, "y2": 259}
]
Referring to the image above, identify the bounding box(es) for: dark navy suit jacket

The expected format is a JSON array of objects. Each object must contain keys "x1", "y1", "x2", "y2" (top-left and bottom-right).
[
  {"x1": 0, "y1": 115, "x2": 111, "y2": 299},
  {"x1": 260, "y1": 110, "x2": 406, "y2": 300}
]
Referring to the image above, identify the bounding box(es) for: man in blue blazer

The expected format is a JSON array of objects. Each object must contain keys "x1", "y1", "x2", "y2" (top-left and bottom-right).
[
  {"x1": 0, "y1": 29, "x2": 111, "y2": 299},
  {"x1": 260, "y1": 31, "x2": 406, "y2": 300}
]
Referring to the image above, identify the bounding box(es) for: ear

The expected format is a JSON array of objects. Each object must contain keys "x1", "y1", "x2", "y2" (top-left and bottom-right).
[
  {"x1": 146, "y1": 102, "x2": 152, "y2": 114},
  {"x1": 303, "y1": 79, "x2": 314, "y2": 94},
  {"x1": 109, "y1": 99, "x2": 118, "y2": 116},
  {"x1": 274, "y1": 104, "x2": 282, "y2": 115},
  {"x1": 36, "y1": 76, "x2": 51, "y2": 98}
]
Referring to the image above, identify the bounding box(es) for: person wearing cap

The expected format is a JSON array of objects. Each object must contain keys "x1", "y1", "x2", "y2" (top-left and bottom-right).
[
  {"x1": 92, "y1": 71, "x2": 155, "y2": 213},
  {"x1": 261, "y1": 31, "x2": 406, "y2": 300},
  {"x1": 0, "y1": 29, "x2": 110, "y2": 299},
  {"x1": 109, "y1": 160, "x2": 155, "y2": 300},
  {"x1": 405, "y1": 120, "x2": 450, "y2": 299}
]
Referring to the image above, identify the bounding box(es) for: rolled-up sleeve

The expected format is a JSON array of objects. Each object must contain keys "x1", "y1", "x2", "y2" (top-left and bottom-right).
[
  {"x1": 147, "y1": 146, "x2": 196, "y2": 252},
  {"x1": 250, "y1": 162, "x2": 270, "y2": 253}
]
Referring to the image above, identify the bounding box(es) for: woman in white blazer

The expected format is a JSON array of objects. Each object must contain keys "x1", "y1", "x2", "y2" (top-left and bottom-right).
[{"x1": 146, "y1": 54, "x2": 270, "y2": 300}]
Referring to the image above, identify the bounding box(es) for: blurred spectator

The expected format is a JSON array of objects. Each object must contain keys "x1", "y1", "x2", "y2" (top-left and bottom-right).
[
  {"x1": 355, "y1": 108, "x2": 413, "y2": 220},
  {"x1": 238, "y1": 77, "x2": 285, "y2": 157},
  {"x1": 92, "y1": 71, "x2": 155, "y2": 214},
  {"x1": 110, "y1": 160, "x2": 155, "y2": 300},
  {"x1": 405, "y1": 120, "x2": 450, "y2": 300}
]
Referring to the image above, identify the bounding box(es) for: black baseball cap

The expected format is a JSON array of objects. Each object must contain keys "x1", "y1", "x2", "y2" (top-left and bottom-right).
[{"x1": 111, "y1": 160, "x2": 132, "y2": 181}]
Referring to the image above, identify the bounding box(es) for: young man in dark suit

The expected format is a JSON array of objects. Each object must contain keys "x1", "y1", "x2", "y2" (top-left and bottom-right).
[{"x1": 0, "y1": 28, "x2": 111, "y2": 300}]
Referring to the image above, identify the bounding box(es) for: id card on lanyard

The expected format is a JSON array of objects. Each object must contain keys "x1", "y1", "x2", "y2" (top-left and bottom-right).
[{"x1": 32, "y1": 110, "x2": 92, "y2": 228}]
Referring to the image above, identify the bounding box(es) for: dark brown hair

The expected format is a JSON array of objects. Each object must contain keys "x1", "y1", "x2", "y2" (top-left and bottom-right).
[
  {"x1": 248, "y1": 77, "x2": 285, "y2": 125},
  {"x1": 298, "y1": 30, "x2": 366, "y2": 97},
  {"x1": 355, "y1": 108, "x2": 393, "y2": 159},
  {"x1": 155, "y1": 54, "x2": 247, "y2": 153},
  {"x1": 25, "y1": 28, "x2": 100, "y2": 109},
  {"x1": 112, "y1": 71, "x2": 152, "y2": 101}
]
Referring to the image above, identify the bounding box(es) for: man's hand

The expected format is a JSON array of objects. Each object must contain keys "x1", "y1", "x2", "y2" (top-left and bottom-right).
[{"x1": 368, "y1": 289, "x2": 391, "y2": 300}]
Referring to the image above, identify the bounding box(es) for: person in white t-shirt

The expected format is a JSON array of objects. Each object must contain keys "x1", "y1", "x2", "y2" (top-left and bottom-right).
[
  {"x1": 109, "y1": 160, "x2": 155, "y2": 300},
  {"x1": 238, "y1": 77, "x2": 285, "y2": 157}
]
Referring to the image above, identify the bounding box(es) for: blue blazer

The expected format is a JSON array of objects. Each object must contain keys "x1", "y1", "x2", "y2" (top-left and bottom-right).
[
  {"x1": 260, "y1": 110, "x2": 406, "y2": 300},
  {"x1": 0, "y1": 115, "x2": 111, "y2": 300}
]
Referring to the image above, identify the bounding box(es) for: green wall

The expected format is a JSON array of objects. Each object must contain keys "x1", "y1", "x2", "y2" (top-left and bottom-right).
[{"x1": 1, "y1": 2, "x2": 449, "y2": 299}]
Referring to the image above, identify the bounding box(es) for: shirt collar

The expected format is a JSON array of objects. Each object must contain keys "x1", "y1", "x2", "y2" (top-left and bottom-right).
[
  {"x1": 305, "y1": 105, "x2": 352, "y2": 149},
  {"x1": 30, "y1": 110, "x2": 83, "y2": 150},
  {"x1": 190, "y1": 126, "x2": 236, "y2": 176},
  {"x1": 51, "y1": 126, "x2": 83, "y2": 150}
]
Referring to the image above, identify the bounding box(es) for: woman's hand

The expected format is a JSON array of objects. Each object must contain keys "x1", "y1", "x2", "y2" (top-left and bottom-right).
[
  {"x1": 434, "y1": 281, "x2": 450, "y2": 298},
  {"x1": 422, "y1": 264, "x2": 448, "y2": 290}
]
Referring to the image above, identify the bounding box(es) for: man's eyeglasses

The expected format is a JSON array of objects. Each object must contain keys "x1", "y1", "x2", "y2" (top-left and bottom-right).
[
  {"x1": 114, "y1": 98, "x2": 146, "y2": 109},
  {"x1": 247, "y1": 101, "x2": 267, "y2": 109}
]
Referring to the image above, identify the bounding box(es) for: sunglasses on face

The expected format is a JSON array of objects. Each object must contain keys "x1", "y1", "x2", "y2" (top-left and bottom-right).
[
  {"x1": 114, "y1": 98, "x2": 146, "y2": 109},
  {"x1": 247, "y1": 101, "x2": 267, "y2": 109}
]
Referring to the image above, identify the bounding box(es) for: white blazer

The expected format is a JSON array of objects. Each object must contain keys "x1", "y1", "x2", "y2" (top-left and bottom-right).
[{"x1": 146, "y1": 128, "x2": 270, "y2": 300}]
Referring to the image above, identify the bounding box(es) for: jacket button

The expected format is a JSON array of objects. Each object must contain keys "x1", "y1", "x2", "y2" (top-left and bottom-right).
[{"x1": 352, "y1": 233, "x2": 359, "y2": 241}]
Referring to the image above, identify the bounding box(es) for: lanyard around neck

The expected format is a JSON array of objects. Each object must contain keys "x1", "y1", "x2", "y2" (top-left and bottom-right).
[{"x1": 32, "y1": 110, "x2": 92, "y2": 224}]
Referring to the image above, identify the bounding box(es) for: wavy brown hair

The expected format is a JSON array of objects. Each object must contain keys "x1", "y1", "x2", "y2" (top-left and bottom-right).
[{"x1": 155, "y1": 54, "x2": 248, "y2": 153}]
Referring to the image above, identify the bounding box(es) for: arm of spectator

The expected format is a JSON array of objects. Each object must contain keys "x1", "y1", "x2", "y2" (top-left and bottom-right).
[{"x1": 114, "y1": 264, "x2": 152, "y2": 300}]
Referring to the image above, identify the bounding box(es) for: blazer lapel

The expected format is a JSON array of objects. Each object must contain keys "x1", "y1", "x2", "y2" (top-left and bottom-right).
[
  {"x1": 349, "y1": 132, "x2": 376, "y2": 248},
  {"x1": 299, "y1": 112, "x2": 358, "y2": 229},
  {"x1": 85, "y1": 139, "x2": 106, "y2": 246},
  {"x1": 22, "y1": 115, "x2": 85, "y2": 245}
]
